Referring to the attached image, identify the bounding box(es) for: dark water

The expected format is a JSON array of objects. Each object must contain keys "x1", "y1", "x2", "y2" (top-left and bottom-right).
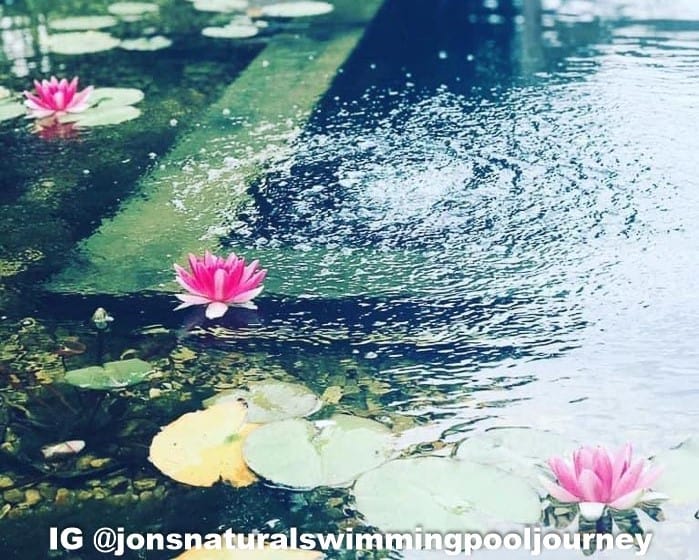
[{"x1": 2, "y1": 0, "x2": 699, "y2": 558}]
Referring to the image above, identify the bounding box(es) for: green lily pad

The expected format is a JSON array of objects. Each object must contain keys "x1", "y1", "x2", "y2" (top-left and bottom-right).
[
  {"x1": 108, "y1": 2, "x2": 159, "y2": 16},
  {"x1": 0, "y1": 99, "x2": 24, "y2": 122},
  {"x1": 65, "y1": 358, "x2": 152, "y2": 389},
  {"x1": 353, "y1": 457, "x2": 542, "y2": 532},
  {"x1": 49, "y1": 16, "x2": 119, "y2": 31},
  {"x1": 48, "y1": 31, "x2": 120, "y2": 54},
  {"x1": 202, "y1": 23, "x2": 259, "y2": 39},
  {"x1": 191, "y1": 0, "x2": 248, "y2": 13},
  {"x1": 61, "y1": 105, "x2": 141, "y2": 127},
  {"x1": 90, "y1": 87, "x2": 145, "y2": 108},
  {"x1": 260, "y1": 1, "x2": 334, "y2": 18},
  {"x1": 455, "y1": 427, "x2": 574, "y2": 486},
  {"x1": 204, "y1": 381, "x2": 322, "y2": 422},
  {"x1": 243, "y1": 415, "x2": 394, "y2": 489},
  {"x1": 120, "y1": 36, "x2": 172, "y2": 51},
  {"x1": 653, "y1": 438, "x2": 699, "y2": 504}
]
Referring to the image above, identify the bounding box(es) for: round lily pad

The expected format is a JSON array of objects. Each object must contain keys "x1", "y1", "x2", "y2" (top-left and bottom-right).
[
  {"x1": 260, "y1": 1, "x2": 334, "y2": 18},
  {"x1": 49, "y1": 16, "x2": 119, "y2": 31},
  {"x1": 90, "y1": 87, "x2": 145, "y2": 108},
  {"x1": 150, "y1": 401, "x2": 259, "y2": 487},
  {"x1": 0, "y1": 100, "x2": 24, "y2": 122},
  {"x1": 108, "y1": 2, "x2": 159, "y2": 16},
  {"x1": 61, "y1": 105, "x2": 141, "y2": 127},
  {"x1": 191, "y1": 0, "x2": 248, "y2": 13},
  {"x1": 455, "y1": 427, "x2": 574, "y2": 486},
  {"x1": 48, "y1": 31, "x2": 120, "y2": 54},
  {"x1": 64, "y1": 358, "x2": 152, "y2": 389},
  {"x1": 120, "y1": 36, "x2": 172, "y2": 51},
  {"x1": 202, "y1": 23, "x2": 259, "y2": 39},
  {"x1": 653, "y1": 438, "x2": 699, "y2": 504},
  {"x1": 243, "y1": 415, "x2": 394, "y2": 489},
  {"x1": 353, "y1": 457, "x2": 542, "y2": 532},
  {"x1": 204, "y1": 381, "x2": 322, "y2": 422}
]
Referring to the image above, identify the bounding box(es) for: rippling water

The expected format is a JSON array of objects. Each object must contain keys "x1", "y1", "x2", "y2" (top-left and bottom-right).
[
  {"x1": 3, "y1": 0, "x2": 699, "y2": 557},
  {"x1": 215, "y1": 1, "x2": 699, "y2": 554}
]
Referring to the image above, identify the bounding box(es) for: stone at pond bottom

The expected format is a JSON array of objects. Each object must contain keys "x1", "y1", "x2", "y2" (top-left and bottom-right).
[
  {"x1": 243, "y1": 415, "x2": 394, "y2": 489},
  {"x1": 353, "y1": 456, "x2": 541, "y2": 532}
]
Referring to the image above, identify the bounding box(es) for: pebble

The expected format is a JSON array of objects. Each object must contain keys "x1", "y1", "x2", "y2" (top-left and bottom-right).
[
  {"x1": 139, "y1": 490, "x2": 154, "y2": 502},
  {"x1": 0, "y1": 475, "x2": 13, "y2": 489},
  {"x1": 23, "y1": 489, "x2": 41, "y2": 506},
  {"x1": 134, "y1": 478, "x2": 157, "y2": 491},
  {"x1": 89, "y1": 458, "x2": 110, "y2": 468},
  {"x1": 3, "y1": 489, "x2": 23, "y2": 504},
  {"x1": 38, "y1": 483, "x2": 57, "y2": 501},
  {"x1": 55, "y1": 488, "x2": 72, "y2": 505}
]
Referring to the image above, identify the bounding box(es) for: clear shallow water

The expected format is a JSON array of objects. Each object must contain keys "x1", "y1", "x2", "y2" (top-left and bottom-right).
[{"x1": 2, "y1": 0, "x2": 699, "y2": 558}]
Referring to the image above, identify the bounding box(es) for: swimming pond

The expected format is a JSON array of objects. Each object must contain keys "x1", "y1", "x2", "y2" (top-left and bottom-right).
[{"x1": 1, "y1": 0, "x2": 699, "y2": 558}]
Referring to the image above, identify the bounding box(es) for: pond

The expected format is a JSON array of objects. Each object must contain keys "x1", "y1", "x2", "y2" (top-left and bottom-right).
[{"x1": 1, "y1": 0, "x2": 699, "y2": 558}]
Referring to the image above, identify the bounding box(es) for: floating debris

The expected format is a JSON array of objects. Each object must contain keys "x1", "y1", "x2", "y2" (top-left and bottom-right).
[{"x1": 41, "y1": 440, "x2": 86, "y2": 460}]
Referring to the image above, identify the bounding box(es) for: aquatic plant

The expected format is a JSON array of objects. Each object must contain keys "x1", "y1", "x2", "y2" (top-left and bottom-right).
[
  {"x1": 174, "y1": 251, "x2": 266, "y2": 319},
  {"x1": 23, "y1": 77, "x2": 94, "y2": 119},
  {"x1": 542, "y1": 444, "x2": 665, "y2": 521}
]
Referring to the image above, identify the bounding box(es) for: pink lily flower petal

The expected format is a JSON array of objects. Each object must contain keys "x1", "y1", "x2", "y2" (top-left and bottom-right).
[
  {"x1": 172, "y1": 251, "x2": 267, "y2": 319},
  {"x1": 23, "y1": 76, "x2": 94, "y2": 119},
  {"x1": 544, "y1": 443, "x2": 662, "y2": 519}
]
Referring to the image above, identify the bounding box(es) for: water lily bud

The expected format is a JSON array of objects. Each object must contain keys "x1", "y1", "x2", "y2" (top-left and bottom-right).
[{"x1": 91, "y1": 307, "x2": 114, "y2": 330}]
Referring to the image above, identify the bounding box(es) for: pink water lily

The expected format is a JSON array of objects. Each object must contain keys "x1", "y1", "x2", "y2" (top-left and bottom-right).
[
  {"x1": 542, "y1": 444, "x2": 665, "y2": 521},
  {"x1": 174, "y1": 251, "x2": 267, "y2": 319},
  {"x1": 23, "y1": 76, "x2": 94, "y2": 119}
]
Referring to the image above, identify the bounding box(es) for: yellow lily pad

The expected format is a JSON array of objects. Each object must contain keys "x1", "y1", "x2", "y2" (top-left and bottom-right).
[{"x1": 149, "y1": 402, "x2": 259, "y2": 487}]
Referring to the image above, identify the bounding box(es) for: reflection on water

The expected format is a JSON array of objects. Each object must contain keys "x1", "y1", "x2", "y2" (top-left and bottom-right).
[{"x1": 2, "y1": 0, "x2": 699, "y2": 558}]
